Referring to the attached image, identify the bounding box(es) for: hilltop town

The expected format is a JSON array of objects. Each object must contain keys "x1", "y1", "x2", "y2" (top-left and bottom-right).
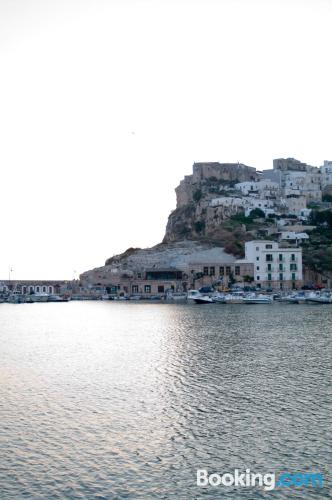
[
  {"x1": 78, "y1": 158, "x2": 332, "y2": 297},
  {"x1": 3, "y1": 158, "x2": 331, "y2": 300}
]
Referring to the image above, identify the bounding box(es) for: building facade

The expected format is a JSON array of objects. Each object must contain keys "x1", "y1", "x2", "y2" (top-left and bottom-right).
[{"x1": 245, "y1": 240, "x2": 303, "y2": 290}]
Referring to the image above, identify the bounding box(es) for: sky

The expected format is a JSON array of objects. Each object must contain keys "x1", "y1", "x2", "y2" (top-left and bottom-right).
[{"x1": 0, "y1": 0, "x2": 331, "y2": 280}]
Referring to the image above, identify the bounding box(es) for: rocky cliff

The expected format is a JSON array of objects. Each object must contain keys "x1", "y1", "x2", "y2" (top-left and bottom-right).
[
  {"x1": 163, "y1": 162, "x2": 258, "y2": 244},
  {"x1": 80, "y1": 162, "x2": 258, "y2": 283}
]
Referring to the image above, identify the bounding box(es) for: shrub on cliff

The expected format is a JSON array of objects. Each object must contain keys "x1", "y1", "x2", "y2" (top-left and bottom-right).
[
  {"x1": 194, "y1": 220, "x2": 205, "y2": 233},
  {"x1": 193, "y1": 189, "x2": 202, "y2": 203}
]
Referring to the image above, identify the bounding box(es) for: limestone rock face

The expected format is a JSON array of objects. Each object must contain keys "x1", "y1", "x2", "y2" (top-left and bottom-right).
[
  {"x1": 80, "y1": 241, "x2": 235, "y2": 286},
  {"x1": 80, "y1": 162, "x2": 256, "y2": 283},
  {"x1": 164, "y1": 162, "x2": 258, "y2": 243}
]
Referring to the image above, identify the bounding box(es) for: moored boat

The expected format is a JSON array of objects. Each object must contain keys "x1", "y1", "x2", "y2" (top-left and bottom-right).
[
  {"x1": 224, "y1": 291, "x2": 244, "y2": 304},
  {"x1": 29, "y1": 293, "x2": 49, "y2": 302},
  {"x1": 306, "y1": 291, "x2": 332, "y2": 304},
  {"x1": 48, "y1": 294, "x2": 71, "y2": 302},
  {"x1": 243, "y1": 293, "x2": 273, "y2": 304}
]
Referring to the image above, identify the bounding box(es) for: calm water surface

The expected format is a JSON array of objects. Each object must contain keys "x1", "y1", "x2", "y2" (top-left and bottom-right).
[{"x1": 0, "y1": 301, "x2": 331, "y2": 499}]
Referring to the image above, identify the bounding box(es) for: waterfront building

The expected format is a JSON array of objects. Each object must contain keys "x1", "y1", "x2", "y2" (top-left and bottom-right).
[
  {"x1": 245, "y1": 240, "x2": 303, "y2": 290},
  {"x1": 2, "y1": 280, "x2": 72, "y2": 295}
]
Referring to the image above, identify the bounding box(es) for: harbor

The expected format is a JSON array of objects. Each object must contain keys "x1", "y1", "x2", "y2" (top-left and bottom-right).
[{"x1": 0, "y1": 299, "x2": 330, "y2": 499}]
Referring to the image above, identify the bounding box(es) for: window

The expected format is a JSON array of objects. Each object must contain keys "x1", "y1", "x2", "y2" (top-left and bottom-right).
[
  {"x1": 265, "y1": 244, "x2": 273, "y2": 249},
  {"x1": 36, "y1": 286, "x2": 40, "y2": 293},
  {"x1": 256, "y1": 266, "x2": 260, "y2": 271},
  {"x1": 279, "y1": 254, "x2": 283, "y2": 261},
  {"x1": 48, "y1": 287, "x2": 52, "y2": 294},
  {"x1": 291, "y1": 254, "x2": 296, "y2": 261},
  {"x1": 137, "y1": 273, "x2": 142, "y2": 279},
  {"x1": 132, "y1": 285, "x2": 138, "y2": 293},
  {"x1": 203, "y1": 267, "x2": 209, "y2": 276},
  {"x1": 144, "y1": 285, "x2": 151, "y2": 293},
  {"x1": 267, "y1": 263, "x2": 272, "y2": 271},
  {"x1": 266, "y1": 254, "x2": 273, "y2": 262},
  {"x1": 279, "y1": 263, "x2": 283, "y2": 271},
  {"x1": 292, "y1": 273, "x2": 296, "y2": 281},
  {"x1": 256, "y1": 246, "x2": 259, "y2": 251},
  {"x1": 279, "y1": 273, "x2": 283, "y2": 281},
  {"x1": 219, "y1": 267, "x2": 224, "y2": 276},
  {"x1": 158, "y1": 285, "x2": 164, "y2": 293},
  {"x1": 257, "y1": 276, "x2": 260, "y2": 280},
  {"x1": 290, "y1": 263, "x2": 297, "y2": 271},
  {"x1": 268, "y1": 273, "x2": 272, "y2": 281},
  {"x1": 43, "y1": 286, "x2": 46, "y2": 293},
  {"x1": 209, "y1": 266, "x2": 215, "y2": 276},
  {"x1": 226, "y1": 266, "x2": 231, "y2": 275},
  {"x1": 235, "y1": 266, "x2": 240, "y2": 276},
  {"x1": 256, "y1": 256, "x2": 259, "y2": 261}
]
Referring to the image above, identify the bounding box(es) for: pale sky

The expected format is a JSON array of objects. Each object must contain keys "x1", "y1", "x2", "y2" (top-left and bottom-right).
[{"x1": 0, "y1": 0, "x2": 331, "y2": 280}]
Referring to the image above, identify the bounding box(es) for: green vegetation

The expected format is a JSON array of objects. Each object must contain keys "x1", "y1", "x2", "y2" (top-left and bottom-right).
[
  {"x1": 194, "y1": 220, "x2": 205, "y2": 233},
  {"x1": 302, "y1": 209, "x2": 332, "y2": 274},
  {"x1": 249, "y1": 208, "x2": 265, "y2": 218},
  {"x1": 309, "y1": 209, "x2": 332, "y2": 229},
  {"x1": 193, "y1": 189, "x2": 203, "y2": 202}
]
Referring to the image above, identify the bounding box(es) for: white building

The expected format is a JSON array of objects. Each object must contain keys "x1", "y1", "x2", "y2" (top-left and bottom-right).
[
  {"x1": 244, "y1": 198, "x2": 276, "y2": 217},
  {"x1": 210, "y1": 196, "x2": 244, "y2": 208},
  {"x1": 320, "y1": 160, "x2": 332, "y2": 188},
  {"x1": 279, "y1": 231, "x2": 309, "y2": 244},
  {"x1": 264, "y1": 158, "x2": 322, "y2": 203},
  {"x1": 235, "y1": 180, "x2": 280, "y2": 198},
  {"x1": 245, "y1": 240, "x2": 303, "y2": 290}
]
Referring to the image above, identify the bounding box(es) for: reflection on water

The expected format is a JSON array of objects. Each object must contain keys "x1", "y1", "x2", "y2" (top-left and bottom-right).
[{"x1": 0, "y1": 302, "x2": 330, "y2": 499}]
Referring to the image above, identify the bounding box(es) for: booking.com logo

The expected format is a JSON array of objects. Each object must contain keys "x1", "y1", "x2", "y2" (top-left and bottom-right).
[{"x1": 197, "y1": 469, "x2": 324, "y2": 491}]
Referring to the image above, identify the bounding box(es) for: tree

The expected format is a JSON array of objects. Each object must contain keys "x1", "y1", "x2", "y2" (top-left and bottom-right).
[
  {"x1": 193, "y1": 189, "x2": 202, "y2": 203},
  {"x1": 194, "y1": 220, "x2": 205, "y2": 233},
  {"x1": 249, "y1": 208, "x2": 265, "y2": 218}
]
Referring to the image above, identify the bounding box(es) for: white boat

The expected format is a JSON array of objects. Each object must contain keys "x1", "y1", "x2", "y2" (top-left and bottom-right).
[
  {"x1": 166, "y1": 292, "x2": 187, "y2": 301},
  {"x1": 280, "y1": 293, "x2": 305, "y2": 304},
  {"x1": 48, "y1": 294, "x2": 71, "y2": 302},
  {"x1": 306, "y1": 291, "x2": 332, "y2": 304},
  {"x1": 7, "y1": 292, "x2": 27, "y2": 303},
  {"x1": 129, "y1": 294, "x2": 142, "y2": 300},
  {"x1": 101, "y1": 294, "x2": 110, "y2": 300},
  {"x1": 29, "y1": 293, "x2": 49, "y2": 302},
  {"x1": 243, "y1": 293, "x2": 273, "y2": 304},
  {"x1": 193, "y1": 295, "x2": 214, "y2": 304},
  {"x1": 187, "y1": 290, "x2": 214, "y2": 304},
  {"x1": 224, "y1": 291, "x2": 244, "y2": 304},
  {"x1": 212, "y1": 292, "x2": 226, "y2": 303},
  {"x1": 187, "y1": 290, "x2": 202, "y2": 301}
]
